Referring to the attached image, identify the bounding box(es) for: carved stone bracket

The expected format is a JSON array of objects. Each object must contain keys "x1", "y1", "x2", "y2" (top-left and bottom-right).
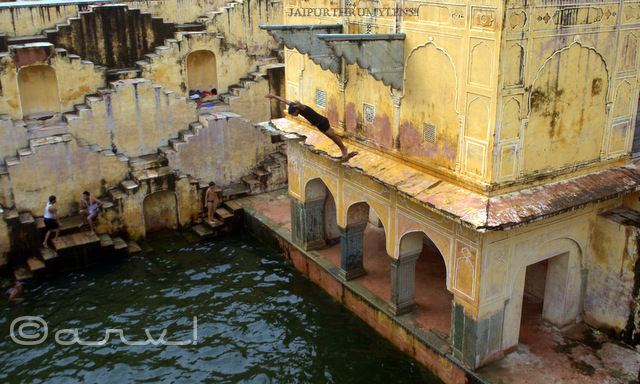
[
  {"x1": 260, "y1": 24, "x2": 343, "y2": 73},
  {"x1": 317, "y1": 33, "x2": 405, "y2": 90}
]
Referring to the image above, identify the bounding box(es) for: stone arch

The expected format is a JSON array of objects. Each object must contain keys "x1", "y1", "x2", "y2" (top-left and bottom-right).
[
  {"x1": 394, "y1": 230, "x2": 452, "y2": 327},
  {"x1": 18, "y1": 65, "x2": 61, "y2": 118},
  {"x1": 186, "y1": 50, "x2": 218, "y2": 93},
  {"x1": 293, "y1": 176, "x2": 338, "y2": 250},
  {"x1": 525, "y1": 42, "x2": 609, "y2": 174},
  {"x1": 302, "y1": 175, "x2": 337, "y2": 204},
  {"x1": 143, "y1": 191, "x2": 179, "y2": 234},
  {"x1": 344, "y1": 199, "x2": 389, "y2": 245},
  {"x1": 399, "y1": 42, "x2": 460, "y2": 167},
  {"x1": 502, "y1": 237, "x2": 584, "y2": 350}
]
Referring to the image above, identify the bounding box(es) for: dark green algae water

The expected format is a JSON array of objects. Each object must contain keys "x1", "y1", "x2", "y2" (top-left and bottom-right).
[{"x1": 1, "y1": 231, "x2": 442, "y2": 384}]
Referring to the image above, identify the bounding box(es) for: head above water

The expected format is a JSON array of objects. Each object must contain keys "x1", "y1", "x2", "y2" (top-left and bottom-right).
[{"x1": 288, "y1": 102, "x2": 300, "y2": 116}]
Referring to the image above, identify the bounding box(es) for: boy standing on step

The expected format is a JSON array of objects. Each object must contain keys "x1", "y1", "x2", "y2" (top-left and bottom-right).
[
  {"x1": 43, "y1": 195, "x2": 61, "y2": 248},
  {"x1": 205, "y1": 182, "x2": 220, "y2": 226},
  {"x1": 78, "y1": 191, "x2": 102, "y2": 236}
]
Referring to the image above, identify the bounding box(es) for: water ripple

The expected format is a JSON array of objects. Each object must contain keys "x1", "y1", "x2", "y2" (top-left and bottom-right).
[{"x1": 0, "y1": 232, "x2": 441, "y2": 384}]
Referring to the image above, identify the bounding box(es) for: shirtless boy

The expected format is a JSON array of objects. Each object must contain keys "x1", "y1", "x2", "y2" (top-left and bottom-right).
[
  {"x1": 78, "y1": 191, "x2": 103, "y2": 236},
  {"x1": 265, "y1": 94, "x2": 358, "y2": 162},
  {"x1": 205, "y1": 182, "x2": 220, "y2": 225}
]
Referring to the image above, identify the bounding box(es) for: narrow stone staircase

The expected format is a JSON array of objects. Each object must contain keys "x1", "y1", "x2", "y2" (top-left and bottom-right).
[{"x1": 13, "y1": 215, "x2": 141, "y2": 281}]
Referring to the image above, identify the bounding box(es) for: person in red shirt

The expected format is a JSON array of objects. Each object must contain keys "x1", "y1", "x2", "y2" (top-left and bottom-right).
[{"x1": 266, "y1": 94, "x2": 357, "y2": 162}]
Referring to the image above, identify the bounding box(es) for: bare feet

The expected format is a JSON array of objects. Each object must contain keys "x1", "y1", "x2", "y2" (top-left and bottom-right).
[
  {"x1": 77, "y1": 223, "x2": 84, "y2": 229},
  {"x1": 53, "y1": 239, "x2": 60, "y2": 243},
  {"x1": 43, "y1": 242, "x2": 48, "y2": 249},
  {"x1": 340, "y1": 151, "x2": 358, "y2": 162},
  {"x1": 90, "y1": 231, "x2": 96, "y2": 236}
]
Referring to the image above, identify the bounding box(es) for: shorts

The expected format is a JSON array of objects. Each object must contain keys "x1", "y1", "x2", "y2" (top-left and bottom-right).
[
  {"x1": 315, "y1": 117, "x2": 330, "y2": 133},
  {"x1": 44, "y1": 218, "x2": 59, "y2": 231}
]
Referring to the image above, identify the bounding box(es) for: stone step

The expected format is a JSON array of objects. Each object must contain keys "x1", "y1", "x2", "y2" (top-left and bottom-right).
[
  {"x1": 27, "y1": 257, "x2": 45, "y2": 273},
  {"x1": 129, "y1": 153, "x2": 168, "y2": 171},
  {"x1": 109, "y1": 188, "x2": 127, "y2": 201},
  {"x1": 7, "y1": 35, "x2": 48, "y2": 45},
  {"x1": 131, "y1": 166, "x2": 173, "y2": 183},
  {"x1": 40, "y1": 247, "x2": 58, "y2": 261},
  {"x1": 14, "y1": 265, "x2": 32, "y2": 281},
  {"x1": 25, "y1": 121, "x2": 69, "y2": 140},
  {"x1": 54, "y1": 232, "x2": 100, "y2": 252},
  {"x1": 269, "y1": 152, "x2": 287, "y2": 164},
  {"x1": 241, "y1": 176, "x2": 262, "y2": 194},
  {"x1": 174, "y1": 23, "x2": 206, "y2": 32},
  {"x1": 120, "y1": 179, "x2": 139, "y2": 191},
  {"x1": 192, "y1": 223, "x2": 214, "y2": 238},
  {"x1": 158, "y1": 146, "x2": 176, "y2": 157},
  {"x1": 19, "y1": 212, "x2": 34, "y2": 225},
  {"x1": 106, "y1": 68, "x2": 142, "y2": 81},
  {"x1": 222, "y1": 183, "x2": 250, "y2": 199},
  {"x1": 126, "y1": 241, "x2": 142, "y2": 254},
  {"x1": 215, "y1": 207, "x2": 234, "y2": 223},
  {"x1": 112, "y1": 236, "x2": 128, "y2": 252},
  {"x1": 179, "y1": 129, "x2": 196, "y2": 142},
  {"x1": 205, "y1": 217, "x2": 224, "y2": 229},
  {"x1": 98, "y1": 233, "x2": 113, "y2": 248},
  {"x1": 262, "y1": 160, "x2": 280, "y2": 171},
  {"x1": 169, "y1": 138, "x2": 186, "y2": 151},
  {"x1": 253, "y1": 168, "x2": 271, "y2": 180},
  {"x1": 223, "y1": 200, "x2": 244, "y2": 215}
]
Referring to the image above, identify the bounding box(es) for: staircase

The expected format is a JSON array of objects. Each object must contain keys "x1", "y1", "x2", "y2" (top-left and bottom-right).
[{"x1": 13, "y1": 215, "x2": 141, "y2": 281}]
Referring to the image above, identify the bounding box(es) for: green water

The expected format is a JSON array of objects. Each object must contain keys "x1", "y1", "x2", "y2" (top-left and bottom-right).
[{"x1": 1, "y1": 231, "x2": 442, "y2": 383}]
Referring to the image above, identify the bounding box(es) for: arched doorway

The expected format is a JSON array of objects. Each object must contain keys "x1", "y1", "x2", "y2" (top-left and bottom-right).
[
  {"x1": 345, "y1": 201, "x2": 390, "y2": 300},
  {"x1": 395, "y1": 231, "x2": 450, "y2": 328},
  {"x1": 18, "y1": 65, "x2": 61, "y2": 118},
  {"x1": 186, "y1": 50, "x2": 218, "y2": 95},
  {"x1": 143, "y1": 191, "x2": 178, "y2": 234},
  {"x1": 502, "y1": 239, "x2": 583, "y2": 351}
]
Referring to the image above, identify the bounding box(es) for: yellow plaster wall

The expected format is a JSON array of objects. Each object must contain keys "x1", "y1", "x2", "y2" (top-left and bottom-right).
[
  {"x1": 164, "y1": 113, "x2": 279, "y2": 186},
  {"x1": 344, "y1": 63, "x2": 395, "y2": 150},
  {"x1": 0, "y1": 3, "x2": 83, "y2": 36},
  {"x1": 6, "y1": 135, "x2": 129, "y2": 218},
  {"x1": 0, "y1": 52, "x2": 106, "y2": 120},
  {"x1": 584, "y1": 208, "x2": 639, "y2": 333},
  {"x1": 140, "y1": 32, "x2": 256, "y2": 97},
  {"x1": 284, "y1": 1, "x2": 504, "y2": 185},
  {"x1": 66, "y1": 79, "x2": 197, "y2": 158},
  {"x1": 496, "y1": 1, "x2": 640, "y2": 184},
  {"x1": 17, "y1": 65, "x2": 60, "y2": 116}
]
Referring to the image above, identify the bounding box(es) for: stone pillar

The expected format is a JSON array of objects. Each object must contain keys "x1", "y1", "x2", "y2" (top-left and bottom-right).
[
  {"x1": 389, "y1": 251, "x2": 419, "y2": 316},
  {"x1": 290, "y1": 197, "x2": 326, "y2": 250},
  {"x1": 450, "y1": 301, "x2": 505, "y2": 369},
  {"x1": 338, "y1": 223, "x2": 367, "y2": 280}
]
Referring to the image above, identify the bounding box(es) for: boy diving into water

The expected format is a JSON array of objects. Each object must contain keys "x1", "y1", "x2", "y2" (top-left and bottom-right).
[{"x1": 265, "y1": 94, "x2": 358, "y2": 162}]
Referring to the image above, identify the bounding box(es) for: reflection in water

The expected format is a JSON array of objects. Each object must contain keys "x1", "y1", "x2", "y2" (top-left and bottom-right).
[{"x1": 1, "y1": 231, "x2": 442, "y2": 384}]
